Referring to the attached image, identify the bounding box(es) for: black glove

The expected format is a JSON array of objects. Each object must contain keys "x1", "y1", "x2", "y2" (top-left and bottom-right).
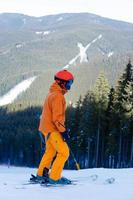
[{"x1": 61, "y1": 129, "x2": 70, "y2": 142}]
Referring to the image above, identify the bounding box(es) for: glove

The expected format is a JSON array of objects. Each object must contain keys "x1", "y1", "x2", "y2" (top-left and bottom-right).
[{"x1": 61, "y1": 129, "x2": 70, "y2": 142}]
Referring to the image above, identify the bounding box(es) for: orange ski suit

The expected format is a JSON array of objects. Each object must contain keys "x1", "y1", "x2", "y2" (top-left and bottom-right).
[{"x1": 37, "y1": 82, "x2": 69, "y2": 181}]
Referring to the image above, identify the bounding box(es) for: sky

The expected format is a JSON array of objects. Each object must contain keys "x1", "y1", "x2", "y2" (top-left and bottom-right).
[{"x1": 0, "y1": 0, "x2": 133, "y2": 23}]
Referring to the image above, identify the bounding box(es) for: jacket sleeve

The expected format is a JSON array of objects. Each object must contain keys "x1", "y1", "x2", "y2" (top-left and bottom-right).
[{"x1": 51, "y1": 94, "x2": 66, "y2": 132}]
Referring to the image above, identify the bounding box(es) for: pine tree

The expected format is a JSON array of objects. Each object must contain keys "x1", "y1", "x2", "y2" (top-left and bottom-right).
[
  {"x1": 92, "y1": 71, "x2": 110, "y2": 167},
  {"x1": 105, "y1": 87, "x2": 117, "y2": 167},
  {"x1": 78, "y1": 91, "x2": 95, "y2": 168},
  {"x1": 112, "y1": 61, "x2": 133, "y2": 167},
  {"x1": 66, "y1": 96, "x2": 83, "y2": 168}
]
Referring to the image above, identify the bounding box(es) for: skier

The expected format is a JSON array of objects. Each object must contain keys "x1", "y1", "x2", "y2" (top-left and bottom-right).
[{"x1": 32, "y1": 70, "x2": 74, "y2": 185}]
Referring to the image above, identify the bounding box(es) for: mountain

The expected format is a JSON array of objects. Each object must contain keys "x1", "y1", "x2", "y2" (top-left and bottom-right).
[{"x1": 0, "y1": 12, "x2": 133, "y2": 106}]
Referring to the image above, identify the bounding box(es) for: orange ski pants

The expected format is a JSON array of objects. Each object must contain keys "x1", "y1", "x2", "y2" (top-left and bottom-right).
[{"x1": 37, "y1": 131, "x2": 69, "y2": 181}]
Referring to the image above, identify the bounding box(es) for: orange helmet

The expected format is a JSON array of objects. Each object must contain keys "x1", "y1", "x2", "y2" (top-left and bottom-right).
[
  {"x1": 55, "y1": 70, "x2": 74, "y2": 81},
  {"x1": 54, "y1": 70, "x2": 74, "y2": 90}
]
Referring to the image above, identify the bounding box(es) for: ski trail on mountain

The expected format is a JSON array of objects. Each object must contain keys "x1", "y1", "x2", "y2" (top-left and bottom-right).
[
  {"x1": 0, "y1": 34, "x2": 102, "y2": 106},
  {"x1": 0, "y1": 76, "x2": 37, "y2": 106},
  {"x1": 63, "y1": 34, "x2": 102, "y2": 69}
]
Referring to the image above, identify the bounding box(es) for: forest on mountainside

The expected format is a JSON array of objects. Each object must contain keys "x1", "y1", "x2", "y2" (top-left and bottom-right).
[
  {"x1": 0, "y1": 62, "x2": 132, "y2": 169},
  {"x1": 1, "y1": 13, "x2": 133, "y2": 103}
]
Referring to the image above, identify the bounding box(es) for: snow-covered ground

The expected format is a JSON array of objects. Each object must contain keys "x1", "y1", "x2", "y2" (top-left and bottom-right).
[{"x1": 0, "y1": 166, "x2": 133, "y2": 200}]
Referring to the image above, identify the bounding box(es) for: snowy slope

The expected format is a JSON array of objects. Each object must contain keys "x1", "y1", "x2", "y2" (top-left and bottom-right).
[
  {"x1": 63, "y1": 34, "x2": 102, "y2": 69},
  {"x1": 0, "y1": 76, "x2": 37, "y2": 106},
  {"x1": 0, "y1": 166, "x2": 133, "y2": 200}
]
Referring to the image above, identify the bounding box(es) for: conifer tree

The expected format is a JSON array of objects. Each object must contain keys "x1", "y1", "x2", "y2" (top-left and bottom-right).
[
  {"x1": 78, "y1": 91, "x2": 95, "y2": 167},
  {"x1": 92, "y1": 71, "x2": 110, "y2": 167},
  {"x1": 105, "y1": 87, "x2": 117, "y2": 167},
  {"x1": 112, "y1": 61, "x2": 133, "y2": 167}
]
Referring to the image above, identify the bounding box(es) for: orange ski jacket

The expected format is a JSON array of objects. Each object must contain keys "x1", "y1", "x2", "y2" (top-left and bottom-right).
[{"x1": 39, "y1": 82, "x2": 67, "y2": 136}]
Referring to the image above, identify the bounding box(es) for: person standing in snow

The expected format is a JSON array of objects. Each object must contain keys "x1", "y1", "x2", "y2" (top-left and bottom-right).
[{"x1": 35, "y1": 70, "x2": 74, "y2": 184}]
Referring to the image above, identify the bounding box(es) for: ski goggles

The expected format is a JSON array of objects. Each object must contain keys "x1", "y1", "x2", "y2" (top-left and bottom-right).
[{"x1": 65, "y1": 79, "x2": 73, "y2": 90}]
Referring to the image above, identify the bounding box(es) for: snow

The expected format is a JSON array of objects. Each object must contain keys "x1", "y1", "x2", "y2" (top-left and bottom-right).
[
  {"x1": 35, "y1": 31, "x2": 43, "y2": 35},
  {"x1": 35, "y1": 31, "x2": 51, "y2": 35},
  {"x1": 0, "y1": 49, "x2": 10, "y2": 55},
  {"x1": 108, "y1": 51, "x2": 114, "y2": 57},
  {"x1": 77, "y1": 42, "x2": 88, "y2": 63},
  {"x1": 98, "y1": 48, "x2": 114, "y2": 58},
  {"x1": 0, "y1": 76, "x2": 37, "y2": 106},
  {"x1": 63, "y1": 34, "x2": 102, "y2": 69},
  {"x1": 0, "y1": 166, "x2": 133, "y2": 200},
  {"x1": 57, "y1": 17, "x2": 63, "y2": 21},
  {"x1": 98, "y1": 47, "x2": 106, "y2": 55},
  {"x1": 43, "y1": 31, "x2": 50, "y2": 35},
  {"x1": 98, "y1": 34, "x2": 102, "y2": 39},
  {"x1": 15, "y1": 43, "x2": 23, "y2": 48}
]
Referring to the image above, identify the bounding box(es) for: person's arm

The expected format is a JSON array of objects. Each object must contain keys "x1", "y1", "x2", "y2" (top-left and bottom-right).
[{"x1": 51, "y1": 94, "x2": 66, "y2": 132}]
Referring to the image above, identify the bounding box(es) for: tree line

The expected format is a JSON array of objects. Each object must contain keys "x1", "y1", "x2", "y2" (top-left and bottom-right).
[
  {"x1": 66, "y1": 61, "x2": 133, "y2": 168},
  {"x1": 0, "y1": 62, "x2": 132, "y2": 169}
]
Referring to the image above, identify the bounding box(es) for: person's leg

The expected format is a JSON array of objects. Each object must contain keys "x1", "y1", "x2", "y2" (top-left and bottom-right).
[
  {"x1": 49, "y1": 131, "x2": 69, "y2": 181},
  {"x1": 37, "y1": 137, "x2": 56, "y2": 177}
]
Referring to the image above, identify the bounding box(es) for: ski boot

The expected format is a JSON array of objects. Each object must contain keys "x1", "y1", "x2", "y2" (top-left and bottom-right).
[
  {"x1": 48, "y1": 177, "x2": 72, "y2": 185},
  {"x1": 30, "y1": 174, "x2": 46, "y2": 183},
  {"x1": 30, "y1": 167, "x2": 49, "y2": 184},
  {"x1": 42, "y1": 167, "x2": 49, "y2": 183}
]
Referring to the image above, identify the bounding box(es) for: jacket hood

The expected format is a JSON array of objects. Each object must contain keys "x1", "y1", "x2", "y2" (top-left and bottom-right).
[{"x1": 49, "y1": 82, "x2": 67, "y2": 95}]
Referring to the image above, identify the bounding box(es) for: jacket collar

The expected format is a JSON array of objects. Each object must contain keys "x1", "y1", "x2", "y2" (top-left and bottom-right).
[{"x1": 49, "y1": 82, "x2": 67, "y2": 95}]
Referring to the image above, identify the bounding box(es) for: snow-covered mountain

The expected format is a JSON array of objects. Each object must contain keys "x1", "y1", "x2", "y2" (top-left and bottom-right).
[
  {"x1": 0, "y1": 166, "x2": 133, "y2": 200},
  {"x1": 0, "y1": 13, "x2": 133, "y2": 105},
  {"x1": 0, "y1": 34, "x2": 103, "y2": 106}
]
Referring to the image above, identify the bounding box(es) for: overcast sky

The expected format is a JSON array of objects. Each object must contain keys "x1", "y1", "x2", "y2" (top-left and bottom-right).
[{"x1": 0, "y1": 0, "x2": 133, "y2": 23}]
